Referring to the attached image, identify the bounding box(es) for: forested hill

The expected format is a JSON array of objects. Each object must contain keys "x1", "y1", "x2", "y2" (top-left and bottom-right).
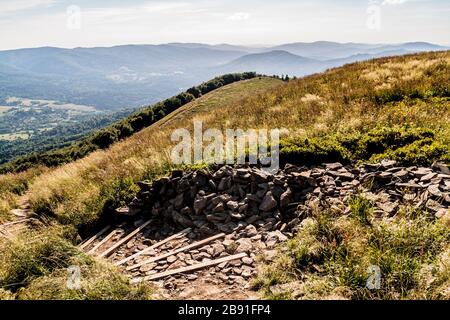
[
  {"x1": 0, "y1": 72, "x2": 259, "y2": 174},
  {"x1": 0, "y1": 108, "x2": 136, "y2": 165}
]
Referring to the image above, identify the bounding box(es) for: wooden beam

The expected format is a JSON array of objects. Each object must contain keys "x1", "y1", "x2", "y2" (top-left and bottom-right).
[
  {"x1": 0, "y1": 229, "x2": 12, "y2": 241},
  {"x1": 131, "y1": 252, "x2": 247, "y2": 283},
  {"x1": 79, "y1": 225, "x2": 111, "y2": 250},
  {"x1": 126, "y1": 233, "x2": 226, "y2": 271},
  {"x1": 11, "y1": 209, "x2": 27, "y2": 218},
  {"x1": 0, "y1": 219, "x2": 30, "y2": 228},
  {"x1": 115, "y1": 228, "x2": 191, "y2": 266},
  {"x1": 98, "y1": 219, "x2": 153, "y2": 258},
  {"x1": 88, "y1": 229, "x2": 118, "y2": 254},
  {"x1": 10, "y1": 225, "x2": 27, "y2": 232}
]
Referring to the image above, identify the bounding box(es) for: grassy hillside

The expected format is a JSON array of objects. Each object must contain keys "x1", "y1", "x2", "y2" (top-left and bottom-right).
[
  {"x1": 27, "y1": 77, "x2": 283, "y2": 230},
  {"x1": 0, "y1": 51, "x2": 449, "y2": 299},
  {"x1": 21, "y1": 51, "x2": 449, "y2": 230}
]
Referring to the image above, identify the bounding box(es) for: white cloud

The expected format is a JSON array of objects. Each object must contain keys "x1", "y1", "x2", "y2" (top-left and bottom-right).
[
  {"x1": 141, "y1": 2, "x2": 189, "y2": 13},
  {"x1": 0, "y1": 0, "x2": 54, "y2": 14},
  {"x1": 228, "y1": 12, "x2": 251, "y2": 21},
  {"x1": 382, "y1": 0, "x2": 408, "y2": 5},
  {"x1": 0, "y1": 0, "x2": 448, "y2": 50},
  {"x1": 75, "y1": 2, "x2": 196, "y2": 25}
]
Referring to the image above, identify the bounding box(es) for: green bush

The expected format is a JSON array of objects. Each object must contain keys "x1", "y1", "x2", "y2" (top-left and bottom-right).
[
  {"x1": 370, "y1": 139, "x2": 450, "y2": 166},
  {"x1": 100, "y1": 178, "x2": 140, "y2": 216},
  {"x1": 347, "y1": 127, "x2": 435, "y2": 160},
  {"x1": 279, "y1": 136, "x2": 350, "y2": 166},
  {"x1": 279, "y1": 126, "x2": 449, "y2": 167}
]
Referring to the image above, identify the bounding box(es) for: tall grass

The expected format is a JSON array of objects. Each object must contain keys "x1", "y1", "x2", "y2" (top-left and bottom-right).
[
  {"x1": 253, "y1": 202, "x2": 450, "y2": 300},
  {"x1": 0, "y1": 224, "x2": 153, "y2": 299}
]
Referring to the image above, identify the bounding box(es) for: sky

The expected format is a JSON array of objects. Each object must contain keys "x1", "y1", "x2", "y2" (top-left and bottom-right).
[{"x1": 0, "y1": 0, "x2": 449, "y2": 50}]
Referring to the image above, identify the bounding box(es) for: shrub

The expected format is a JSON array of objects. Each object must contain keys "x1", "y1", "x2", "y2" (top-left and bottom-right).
[
  {"x1": 370, "y1": 139, "x2": 450, "y2": 166},
  {"x1": 279, "y1": 126, "x2": 448, "y2": 167},
  {"x1": 279, "y1": 136, "x2": 350, "y2": 167},
  {"x1": 348, "y1": 127, "x2": 434, "y2": 159},
  {"x1": 100, "y1": 178, "x2": 140, "y2": 217}
]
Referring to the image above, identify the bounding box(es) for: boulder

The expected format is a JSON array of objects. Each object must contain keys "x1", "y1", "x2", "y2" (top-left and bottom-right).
[
  {"x1": 259, "y1": 191, "x2": 278, "y2": 211},
  {"x1": 235, "y1": 238, "x2": 253, "y2": 253},
  {"x1": 280, "y1": 188, "x2": 293, "y2": 208},
  {"x1": 193, "y1": 196, "x2": 207, "y2": 214}
]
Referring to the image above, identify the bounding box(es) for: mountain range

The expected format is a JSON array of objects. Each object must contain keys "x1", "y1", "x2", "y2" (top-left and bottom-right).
[{"x1": 0, "y1": 41, "x2": 447, "y2": 110}]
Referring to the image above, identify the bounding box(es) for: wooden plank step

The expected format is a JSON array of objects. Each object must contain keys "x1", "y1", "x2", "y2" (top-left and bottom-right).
[
  {"x1": 79, "y1": 225, "x2": 111, "y2": 250},
  {"x1": 11, "y1": 209, "x2": 27, "y2": 218},
  {"x1": 126, "y1": 233, "x2": 226, "y2": 271},
  {"x1": 98, "y1": 219, "x2": 152, "y2": 258},
  {"x1": 0, "y1": 219, "x2": 31, "y2": 228},
  {"x1": 131, "y1": 252, "x2": 247, "y2": 283},
  {"x1": 88, "y1": 229, "x2": 118, "y2": 254},
  {"x1": 0, "y1": 229, "x2": 12, "y2": 240},
  {"x1": 115, "y1": 227, "x2": 191, "y2": 266}
]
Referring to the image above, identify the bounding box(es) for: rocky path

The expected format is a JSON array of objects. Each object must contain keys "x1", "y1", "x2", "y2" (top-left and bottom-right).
[
  {"x1": 79, "y1": 161, "x2": 450, "y2": 299},
  {"x1": 79, "y1": 219, "x2": 266, "y2": 300}
]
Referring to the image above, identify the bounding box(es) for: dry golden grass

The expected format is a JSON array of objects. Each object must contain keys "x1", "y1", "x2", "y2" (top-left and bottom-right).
[
  {"x1": 0, "y1": 167, "x2": 47, "y2": 222},
  {"x1": 27, "y1": 78, "x2": 283, "y2": 226}
]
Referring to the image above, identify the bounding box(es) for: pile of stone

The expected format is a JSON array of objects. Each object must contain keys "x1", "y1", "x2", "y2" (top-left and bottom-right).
[
  {"x1": 109, "y1": 161, "x2": 449, "y2": 290},
  {"x1": 121, "y1": 160, "x2": 450, "y2": 236}
]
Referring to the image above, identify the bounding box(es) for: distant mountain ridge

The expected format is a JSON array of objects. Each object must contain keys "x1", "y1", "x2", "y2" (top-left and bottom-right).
[
  {"x1": 267, "y1": 41, "x2": 447, "y2": 60},
  {"x1": 0, "y1": 41, "x2": 447, "y2": 110},
  {"x1": 220, "y1": 50, "x2": 325, "y2": 76}
]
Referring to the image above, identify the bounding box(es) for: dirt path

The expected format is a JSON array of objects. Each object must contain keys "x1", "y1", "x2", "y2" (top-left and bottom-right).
[
  {"x1": 0, "y1": 192, "x2": 33, "y2": 239},
  {"x1": 10, "y1": 192, "x2": 32, "y2": 218},
  {"x1": 154, "y1": 272, "x2": 260, "y2": 300},
  {"x1": 3, "y1": 193, "x2": 261, "y2": 300}
]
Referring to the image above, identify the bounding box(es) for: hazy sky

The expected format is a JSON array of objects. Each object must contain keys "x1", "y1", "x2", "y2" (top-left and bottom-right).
[{"x1": 0, "y1": 0, "x2": 449, "y2": 50}]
